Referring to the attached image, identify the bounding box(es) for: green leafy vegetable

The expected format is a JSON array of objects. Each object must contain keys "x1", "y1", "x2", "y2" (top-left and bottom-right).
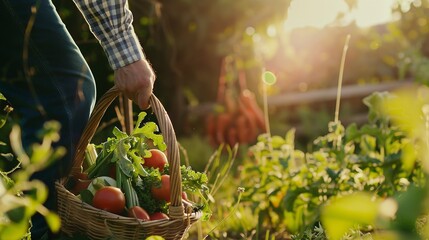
[{"x1": 84, "y1": 112, "x2": 210, "y2": 218}]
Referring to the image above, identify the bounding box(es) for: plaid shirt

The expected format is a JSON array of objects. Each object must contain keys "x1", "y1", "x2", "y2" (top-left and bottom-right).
[{"x1": 73, "y1": 0, "x2": 144, "y2": 70}]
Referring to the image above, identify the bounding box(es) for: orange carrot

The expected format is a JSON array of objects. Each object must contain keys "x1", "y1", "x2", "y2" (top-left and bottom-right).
[
  {"x1": 227, "y1": 126, "x2": 238, "y2": 147},
  {"x1": 240, "y1": 89, "x2": 266, "y2": 132},
  {"x1": 238, "y1": 98, "x2": 259, "y2": 142},
  {"x1": 216, "y1": 112, "x2": 232, "y2": 145},
  {"x1": 224, "y1": 89, "x2": 237, "y2": 114},
  {"x1": 236, "y1": 115, "x2": 249, "y2": 144}
]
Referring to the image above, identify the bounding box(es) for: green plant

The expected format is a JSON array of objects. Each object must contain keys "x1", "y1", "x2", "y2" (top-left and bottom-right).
[
  {"x1": 0, "y1": 93, "x2": 12, "y2": 129},
  {"x1": 233, "y1": 89, "x2": 426, "y2": 239},
  {"x1": 182, "y1": 144, "x2": 245, "y2": 239},
  {"x1": 321, "y1": 85, "x2": 429, "y2": 240},
  {"x1": 0, "y1": 121, "x2": 63, "y2": 240}
]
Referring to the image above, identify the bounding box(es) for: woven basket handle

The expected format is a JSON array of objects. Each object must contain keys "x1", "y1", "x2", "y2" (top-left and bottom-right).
[{"x1": 70, "y1": 86, "x2": 184, "y2": 218}]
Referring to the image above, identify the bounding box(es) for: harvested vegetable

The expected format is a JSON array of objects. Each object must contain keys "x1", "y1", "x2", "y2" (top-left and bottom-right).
[
  {"x1": 92, "y1": 186, "x2": 125, "y2": 214},
  {"x1": 74, "y1": 112, "x2": 209, "y2": 218}
]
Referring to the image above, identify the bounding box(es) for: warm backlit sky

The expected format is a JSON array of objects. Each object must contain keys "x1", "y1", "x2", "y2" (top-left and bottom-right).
[{"x1": 284, "y1": 0, "x2": 396, "y2": 31}]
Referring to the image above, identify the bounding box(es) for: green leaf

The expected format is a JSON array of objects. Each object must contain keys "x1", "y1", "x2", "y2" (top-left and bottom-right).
[
  {"x1": 37, "y1": 121, "x2": 61, "y2": 142},
  {"x1": 391, "y1": 185, "x2": 426, "y2": 232},
  {"x1": 363, "y1": 91, "x2": 392, "y2": 124},
  {"x1": 313, "y1": 151, "x2": 328, "y2": 163},
  {"x1": 326, "y1": 168, "x2": 339, "y2": 181},
  {"x1": 0, "y1": 94, "x2": 12, "y2": 128},
  {"x1": 181, "y1": 166, "x2": 209, "y2": 193},
  {"x1": 131, "y1": 113, "x2": 167, "y2": 152},
  {"x1": 285, "y1": 128, "x2": 296, "y2": 146},
  {"x1": 271, "y1": 135, "x2": 285, "y2": 149},
  {"x1": 134, "y1": 112, "x2": 148, "y2": 130},
  {"x1": 0, "y1": 153, "x2": 15, "y2": 162},
  {"x1": 283, "y1": 188, "x2": 305, "y2": 212},
  {"x1": 0, "y1": 116, "x2": 7, "y2": 129},
  {"x1": 328, "y1": 121, "x2": 344, "y2": 136},
  {"x1": 136, "y1": 122, "x2": 167, "y2": 151},
  {"x1": 116, "y1": 143, "x2": 134, "y2": 177},
  {"x1": 145, "y1": 236, "x2": 165, "y2": 240},
  {"x1": 29, "y1": 144, "x2": 52, "y2": 166},
  {"x1": 80, "y1": 189, "x2": 94, "y2": 205},
  {"x1": 45, "y1": 212, "x2": 61, "y2": 233},
  {"x1": 360, "y1": 134, "x2": 376, "y2": 153},
  {"x1": 401, "y1": 142, "x2": 417, "y2": 173},
  {"x1": 0, "y1": 175, "x2": 12, "y2": 193},
  {"x1": 382, "y1": 87, "x2": 425, "y2": 138},
  {"x1": 5, "y1": 206, "x2": 26, "y2": 223},
  {"x1": 0, "y1": 218, "x2": 29, "y2": 240},
  {"x1": 24, "y1": 181, "x2": 48, "y2": 203},
  {"x1": 112, "y1": 127, "x2": 128, "y2": 140},
  {"x1": 345, "y1": 123, "x2": 359, "y2": 142},
  {"x1": 321, "y1": 192, "x2": 381, "y2": 240},
  {"x1": 131, "y1": 152, "x2": 149, "y2": 177}
]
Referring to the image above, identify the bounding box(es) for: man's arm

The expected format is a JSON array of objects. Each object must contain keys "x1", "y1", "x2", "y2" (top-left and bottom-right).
[{"x1": 73, "y1": 0, "x2": 155, "y2": 109}]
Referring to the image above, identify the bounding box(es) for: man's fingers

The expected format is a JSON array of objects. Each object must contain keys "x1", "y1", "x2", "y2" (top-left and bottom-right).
[
  {"x1": 137, "y1": 91, "x2": 151, "y2": 110},
  {"x1": 120, "y1": 89, "x2": 151, "y2": 110},
  {"x1": 113, "y1": 59, "x2": 155, "y2": 110}
]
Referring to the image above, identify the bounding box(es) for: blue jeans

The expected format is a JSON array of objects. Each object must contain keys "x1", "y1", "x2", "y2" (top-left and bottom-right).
[{"x1": 0, "y1": 0, "x2": 96, "y2": 238}]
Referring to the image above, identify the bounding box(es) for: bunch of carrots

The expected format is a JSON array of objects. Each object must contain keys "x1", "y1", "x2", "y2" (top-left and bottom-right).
[{"x1": 205, "y1": 58, "x2": 266, "y2": 147}]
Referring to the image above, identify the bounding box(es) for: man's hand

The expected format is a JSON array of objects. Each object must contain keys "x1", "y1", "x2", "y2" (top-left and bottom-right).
[{"x1": 114, "y1": 59, "x2": 155, "y2": 109}]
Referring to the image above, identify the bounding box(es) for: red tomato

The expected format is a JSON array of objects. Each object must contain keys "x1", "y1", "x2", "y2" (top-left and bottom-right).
[
  {"x1": 143, "y1": 149, "x2": 168, "y2": 171},
  {"x1": 150, "y1": 212, "x2": 169, "y2": 221},
  {"x1": 128, "y1": 206, "x2": 150, "y2": 221},
  {"x1": 151, "y1": 175, "x2": 171, "y2": 202},
  {"x1": 92, "y1": 186, "x2": 125, "y2": 214}
]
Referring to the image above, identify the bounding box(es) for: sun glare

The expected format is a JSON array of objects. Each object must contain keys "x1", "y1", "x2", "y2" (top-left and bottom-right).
[
  {"x1": 284, "y1": 0, "x2": 396, "y2": 31},
  {"x1": 352, "y1": 0, "x2": 396, "y2": 28}
]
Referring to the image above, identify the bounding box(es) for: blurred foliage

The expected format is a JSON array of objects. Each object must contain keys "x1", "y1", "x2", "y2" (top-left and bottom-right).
[
  {"x1": 178, "y1": 135, "x2": 217, "y2": 172},
  {"x1": 54, "y1": 0, "x2": 291, "y2": 136},
  {"x1": 219, "y1": 89, "x2": 427, "y2": 239},
  {"x1": 0, "y1": 121, "x2": 62, "y2": 240},
  {"x1": 320, "y1": 84, "x2": 429, "y2": 240},
  {"x1": 394, "y1": 0, "x2": 429, "y2": 85},
  {"x1": 3, "y1": 0, "x2": 425, "y2": 144},
  {"x1": 51, "y1": 0, "x2": 429, "y2": 146}
]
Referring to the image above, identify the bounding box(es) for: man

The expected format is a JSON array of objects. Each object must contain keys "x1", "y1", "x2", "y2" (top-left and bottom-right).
[{"x1": 0, "y1": 0, "x2": 155, "y2": 238}]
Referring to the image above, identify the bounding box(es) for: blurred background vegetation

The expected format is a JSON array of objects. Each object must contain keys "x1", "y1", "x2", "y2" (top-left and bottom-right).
[{"x1": 51, "y1": 0, "x2": 429, "y2": 148}]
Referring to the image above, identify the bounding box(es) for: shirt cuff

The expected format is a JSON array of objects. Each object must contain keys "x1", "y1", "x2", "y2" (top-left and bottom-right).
[{"x1": 102, "y1": 31, "x2": 145, "y2": 70}]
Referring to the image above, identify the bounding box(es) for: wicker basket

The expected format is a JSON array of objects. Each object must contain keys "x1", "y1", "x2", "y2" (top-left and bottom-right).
[{"x1": 55, "y1": 86, "x2": 202, "y2": 240}]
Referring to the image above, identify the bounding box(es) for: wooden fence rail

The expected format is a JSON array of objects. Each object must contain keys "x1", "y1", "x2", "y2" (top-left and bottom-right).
[
  {"x1": 267, "y1": 80, "x2": 413, "y2": 108},
  {"x1": 188, "y1": 80, "x2": 414, "y2": 119}
]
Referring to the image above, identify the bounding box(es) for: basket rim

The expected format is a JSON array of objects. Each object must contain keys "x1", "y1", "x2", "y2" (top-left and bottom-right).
[{"x1": 56, "y1": 182, "x2": 203, "y2": 224}]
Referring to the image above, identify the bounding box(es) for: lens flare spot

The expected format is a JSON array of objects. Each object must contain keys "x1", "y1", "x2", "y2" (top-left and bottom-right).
[{"x1": 263, "y1": 71, "x2": 277, "y2": 85}]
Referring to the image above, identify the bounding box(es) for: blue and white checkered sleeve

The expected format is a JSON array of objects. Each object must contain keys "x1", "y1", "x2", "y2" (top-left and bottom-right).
[{"x1": 73, "y1": 0, "x2": 144, "y2": 70}]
